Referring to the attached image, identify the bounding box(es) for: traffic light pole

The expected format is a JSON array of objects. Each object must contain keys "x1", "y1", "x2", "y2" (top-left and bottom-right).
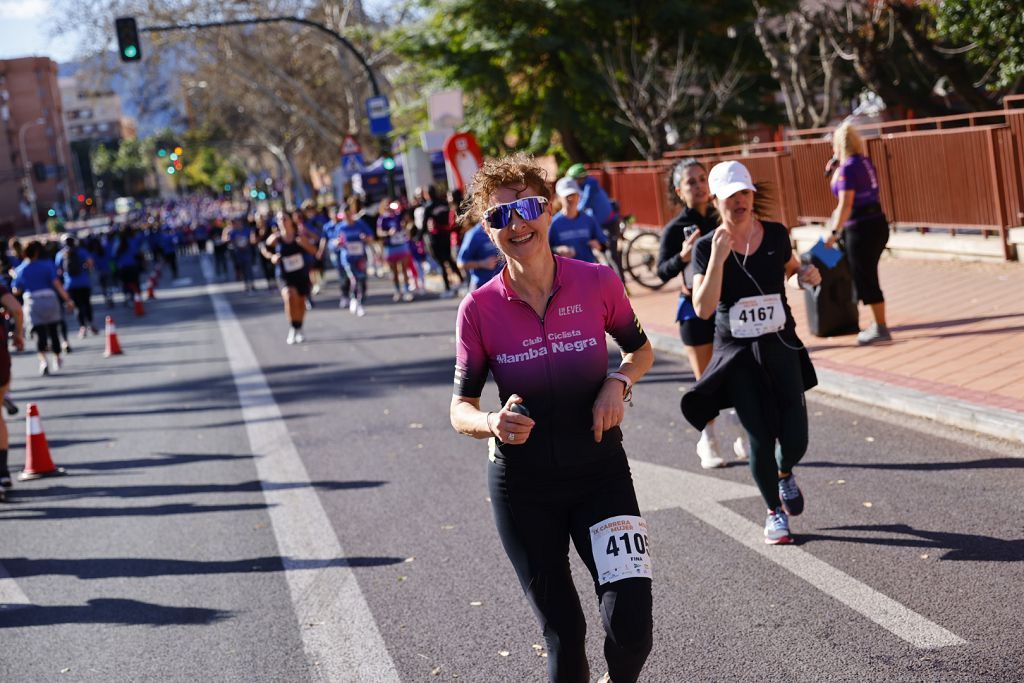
[{"x1": 139, "y1": 16, "x2": 391, "y2": 184}]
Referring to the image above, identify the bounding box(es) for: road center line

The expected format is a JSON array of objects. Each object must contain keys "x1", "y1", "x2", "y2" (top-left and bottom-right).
[
  {"x1": 632, "y1": 459, "x2": 966, "y2": 649},
  {"x1": 204, "y1": 265, "x2": 400, "y2": 682}
]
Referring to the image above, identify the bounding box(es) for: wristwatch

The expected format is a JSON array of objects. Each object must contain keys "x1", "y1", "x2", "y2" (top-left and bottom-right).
[{"x1": 606, "y1": 371, "x2": 633, "y2": 402}]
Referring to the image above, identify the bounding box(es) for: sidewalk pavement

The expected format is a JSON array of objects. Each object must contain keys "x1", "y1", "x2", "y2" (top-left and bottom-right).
[{"x1": 628, "y1": 257, "x2": 1024, "y2": 445}]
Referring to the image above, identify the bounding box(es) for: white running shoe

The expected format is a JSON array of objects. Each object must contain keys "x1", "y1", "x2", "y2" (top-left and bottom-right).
[
  {"x1": 726, "y1": 410, "x2": 750, "y2": 460},
  {"x1": 286, "y1": 328, "x2": 297, "y2": 345},
  {"x1": 349, "y1": 297, "x2": 359, "y2": 314},
  {"x1": 696, "y1": 430, "x2": 726, "y2": 469},
  {"x1": 392, "y1": 291, "x2": 402, "y2": 302},
  {"x1": 294, "y1": 330, "x2": 305, "y2": 344},
  {"x1": 355, "y1": 303, "x2": 365, "y2": 317},
  {"x1": 764, "y1": 507, "x2": 793, "y2": 545},
  {"x1": 311, "y1": 283, "x2": 321, "y2": 296},
  {"x1": 402, "y1": 291, "x2": 414, "y2": 302},
  {"x1": 339, "y1": 295, "x2": 350, "y2": 309}
]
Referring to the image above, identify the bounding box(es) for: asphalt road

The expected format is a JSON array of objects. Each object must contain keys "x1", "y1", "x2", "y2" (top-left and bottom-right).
[{"x1": 1, "y1": 253, "x2": 1021, "y2": 682}]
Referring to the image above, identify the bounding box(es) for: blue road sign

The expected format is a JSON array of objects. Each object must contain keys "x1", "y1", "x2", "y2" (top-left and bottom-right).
[
  {"x1": 342, "y1": 152, "x2": 366, "y2": 175},
  {"x1": 366, "y1": 96, "x2": 393, "y2": 136}
]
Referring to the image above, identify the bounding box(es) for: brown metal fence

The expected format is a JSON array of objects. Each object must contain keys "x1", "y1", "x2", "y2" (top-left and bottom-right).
[{"x1": 590, "y1": 95, "x2": 1024, "y2": 260}]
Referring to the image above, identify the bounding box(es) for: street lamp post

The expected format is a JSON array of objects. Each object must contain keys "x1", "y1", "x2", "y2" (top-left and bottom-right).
[{"x1": 18, "y1": 117, "x2": 47, "y2": 234}]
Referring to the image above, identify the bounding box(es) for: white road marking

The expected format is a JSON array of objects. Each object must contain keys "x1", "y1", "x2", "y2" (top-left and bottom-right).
[
  {"x1": 204, "y1": 260, "x2": 400, "y2": 682},
  {"x1": 632, "y1": 459, "x2": 967, "y2": 649},
  {"x1": 0, "y1": 560, "x2": 32, "y2": 609}
]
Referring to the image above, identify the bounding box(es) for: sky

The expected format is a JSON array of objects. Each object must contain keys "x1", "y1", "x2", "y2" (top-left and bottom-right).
[
  {"x1": 0, "y1": 0, "x2": 86, "y2": 63},
  {"x1": 0, "y1": 0, "x2": 396, "y2": 65}
]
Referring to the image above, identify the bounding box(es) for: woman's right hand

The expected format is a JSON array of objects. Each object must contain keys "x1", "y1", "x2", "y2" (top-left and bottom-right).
[
  {"x1": 488, "y1": 394, "x2": 536, "y2": 445},
  {"x1": 709, "y1": 227, "x2": 732, "y2": 266}
]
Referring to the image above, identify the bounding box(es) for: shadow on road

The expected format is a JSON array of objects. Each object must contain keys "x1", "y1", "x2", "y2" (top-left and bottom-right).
[
  {"x1": 801, "y1": 457, "x2": 1024, "y2": 471},
  {"x1": 0, "y1": 502, "x2": 271, "y2": 520},
  {"x1": 802, "y1": 523, "x2": 1024, "y2": 561},
  {"x1": 0, "y1": 598, "x2": 232, "y2": 628},
  {"x1": 1, "y1": 555, "x2": 406, "y2": 580},
  {"x1": 70, "y1": 452, "x2": 253, "y2": 471},
  {"x1": 9, "y1": 479, "x2": 387, "y2": 502}
]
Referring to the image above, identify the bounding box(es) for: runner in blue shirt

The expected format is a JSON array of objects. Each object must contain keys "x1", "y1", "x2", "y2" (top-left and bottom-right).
[
  {"x1": 549, "y1": 177, "x2": 607, "y2": 264},
  {"x1": 335, "y1": 204, "x2": 375, "y2": 316},
  {"x1": 54, "y1": 235, "x2": 97, "y2": 337},
  {"x1": 567, "y1": 163, "x2": 624, "y2": 281},
  {"x1": 12, "y1": 241, "x2": 74, "y2": 376},
  {"x1": 225, "y1": 218, "x2": 256, "y2": 293},
  {"x1": 456, "y1": 222, "x2": 502, "y2": 290}
]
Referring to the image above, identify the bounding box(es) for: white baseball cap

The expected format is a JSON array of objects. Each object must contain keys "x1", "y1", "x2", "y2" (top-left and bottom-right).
[
  {"x1": 555, "y1": 177, "x2": 581, "y2": 198},
  {"x1": 708, "y1": 161, "x2": 756, "y2": 199}
]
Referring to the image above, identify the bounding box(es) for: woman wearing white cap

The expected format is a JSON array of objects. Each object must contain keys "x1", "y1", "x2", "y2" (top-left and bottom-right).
[{"x1": 680, "y1": 161, "x2": 821, "y2": 545}]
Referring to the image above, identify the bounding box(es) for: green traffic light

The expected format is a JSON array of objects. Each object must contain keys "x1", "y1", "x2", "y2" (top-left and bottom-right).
[
  {"x1": 123, "y1": 45, "x2": 138, "y2": 59},
  {"x1": 382, "y1": 156, "x2": 396, "y2": 171},
  {"x1": 158, "y1": 149, "x2": 167, "y2": 157},
  {"x1": 47, "y1": 209, "x2": 56, "y2": 217},
  {"x1": 250, "y1": 190, "x2": 258, "y2": 198},
  {"x1": 167, "y1": 166, "x2": 175, "y2": 175},
  {"x1": 224, "y1": 184, "x2": 232, "y2": 191},
  {"x1": 257, "y1": 191, "x2": 267, "y2": 200}
]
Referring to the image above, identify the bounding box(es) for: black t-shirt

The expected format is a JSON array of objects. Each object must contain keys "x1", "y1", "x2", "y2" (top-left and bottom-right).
[
  {"x1": 692, "y1": 220, "x2": 797, "y2": 342},
  {"x1": 425, "y1": 200, "x2": 451, "y2": 235}
]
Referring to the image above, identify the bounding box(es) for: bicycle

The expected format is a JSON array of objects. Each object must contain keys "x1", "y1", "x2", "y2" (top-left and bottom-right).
[{"x1": 619, "y1": 217, "x2": 666, "y2": 290}]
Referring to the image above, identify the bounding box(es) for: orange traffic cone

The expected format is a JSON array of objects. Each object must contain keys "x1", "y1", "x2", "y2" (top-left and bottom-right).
[
  {"x1": 133, "y1": 292, "x2": 145, "y2": 317},
  {"x1": 19, "y1": 404, "x2": 66, "y2": 481},
  {"x1": 104, "y1": 315, "x2": 123, "y2": 357},
  {"x1": 146, "y1": 275, "x2": 156, "y2": 300}
]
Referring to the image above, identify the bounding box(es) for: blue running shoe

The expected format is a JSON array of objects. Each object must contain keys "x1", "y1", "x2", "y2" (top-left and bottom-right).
[
  {"x1": 778, "y1": 473, "x2": 804, "y2": 516},
  {"x1": 764, "y1": 508, "x2": 793, "y2": 545}
]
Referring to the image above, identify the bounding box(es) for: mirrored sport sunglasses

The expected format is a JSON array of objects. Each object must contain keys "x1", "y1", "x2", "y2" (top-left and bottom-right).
[{"x1": 483, "y1": 196, "x2": 548, "y2": 229}]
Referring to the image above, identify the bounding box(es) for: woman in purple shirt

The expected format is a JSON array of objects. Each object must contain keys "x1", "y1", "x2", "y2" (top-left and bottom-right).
[
  {"x1": 825, "y1": 122, "x2": 892, "y2": 345},
  {"x1": 450, "y1": 154, "x2": 654, "y2": 683}
]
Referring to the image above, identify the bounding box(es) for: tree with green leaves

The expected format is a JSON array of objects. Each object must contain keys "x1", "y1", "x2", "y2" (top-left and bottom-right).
[
  {"x1": 930, "y1": 0, "x2": 1024, "y2": 92},
  {"x1": 393, "y1": 0, "x2": 771, "y2": 162}
]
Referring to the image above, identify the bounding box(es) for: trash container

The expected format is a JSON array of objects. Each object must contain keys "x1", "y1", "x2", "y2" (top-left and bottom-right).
[{"x1": 801, "y1": 241, "x2": 859, "y2": 337}]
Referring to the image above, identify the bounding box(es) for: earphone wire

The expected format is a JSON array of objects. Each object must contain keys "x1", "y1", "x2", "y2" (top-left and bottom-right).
[{"x1": 730, "y1": 224, "x2": 806, "y2": 352}]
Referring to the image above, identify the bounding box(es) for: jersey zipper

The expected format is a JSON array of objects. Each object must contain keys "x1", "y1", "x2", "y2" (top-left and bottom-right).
[{"x1": 511, "y1": 283, "x2": 563, "y2": 467}]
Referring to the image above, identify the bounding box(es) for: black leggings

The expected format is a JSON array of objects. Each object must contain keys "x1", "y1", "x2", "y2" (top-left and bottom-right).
[
  {"x1": 725, "y1": 341, "x2": 809, "y2": 510},
  {"x1": 844, "y1": 216, "x2": 889, "y2": 305},
  {"x1": 489, "y1": 455, "x2": 653, "y2": 683},
  {"x1": 68, "y1": 287, "x2": 93, "y2": 327},
  {"x1": 601, "y1": 219, "x2": 624, "y2": 283},
  {"x1": 33, "y1": 323, "x2": 61, "y2": 354},
  {"x1": 428, "y1": 233, "x2": 464, "y2": 291}
]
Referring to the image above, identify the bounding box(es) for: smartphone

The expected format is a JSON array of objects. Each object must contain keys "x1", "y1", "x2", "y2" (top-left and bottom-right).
[{"x1": 683, "y1": 225, "x2": 699, "y2": 239}]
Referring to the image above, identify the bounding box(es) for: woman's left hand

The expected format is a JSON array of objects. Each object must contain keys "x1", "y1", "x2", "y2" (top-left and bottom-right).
[
  {"x1": 798, "y1": 264, "x2": 822, "y2": 288},
  {"x1": 592, "y1": 378, "x2": 626, "y2": 443}
]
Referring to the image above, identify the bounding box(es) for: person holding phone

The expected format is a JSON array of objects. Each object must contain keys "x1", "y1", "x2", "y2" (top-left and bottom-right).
[
  {"x1": 657, "y1": 158, "x2": 747, "y2": 469},
  {"x1": 682, "y1": 161, "x2": 821, "y2": 545},
  {"x1": 450, "y1": 153, "x2": 655, "y2": 683}
]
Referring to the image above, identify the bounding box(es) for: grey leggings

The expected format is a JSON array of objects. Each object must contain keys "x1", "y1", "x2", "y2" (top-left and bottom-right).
[{"x1": 725, "y1": 340, "x2": 809, "y2": 510}]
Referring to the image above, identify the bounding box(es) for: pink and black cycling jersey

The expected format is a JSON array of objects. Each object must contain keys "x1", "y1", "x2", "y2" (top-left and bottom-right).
[{"x1": 454, "y1": 256, "x2": 648, "y2": 469}]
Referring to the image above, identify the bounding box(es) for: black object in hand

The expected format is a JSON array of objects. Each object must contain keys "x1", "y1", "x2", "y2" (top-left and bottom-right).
[{"x1": 509, "y1": 403, "x2": 530, "y2": 418}]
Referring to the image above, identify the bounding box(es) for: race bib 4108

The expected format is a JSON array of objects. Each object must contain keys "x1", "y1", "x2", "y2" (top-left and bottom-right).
[{"x1": 590, "y1": 515, "x2": 652, "y2": 585}]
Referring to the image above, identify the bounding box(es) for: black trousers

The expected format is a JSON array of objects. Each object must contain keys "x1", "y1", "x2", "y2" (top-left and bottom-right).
[
  {"x1": 68, "y1": 287, "x2": 93, "y2": 327},
  {"x1": 489, "y1": 454, "x2": 653, "y2": 683},
  {"x1": 428, "y1": 232, "x2": 464, "y2": 290},
  {"x1": 844, "y1": 215, "x2": 889, "y2": 305}
]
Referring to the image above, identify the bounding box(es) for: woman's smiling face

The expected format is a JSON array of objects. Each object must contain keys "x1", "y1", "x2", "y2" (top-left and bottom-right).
[{"x1": 484, "y1": 185, "x2": 552, "y2": 261}]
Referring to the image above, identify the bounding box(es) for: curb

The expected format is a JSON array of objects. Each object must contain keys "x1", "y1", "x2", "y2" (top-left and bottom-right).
[{"x1": 645, "y1": 329, "x2": 1024, "y2": 446}]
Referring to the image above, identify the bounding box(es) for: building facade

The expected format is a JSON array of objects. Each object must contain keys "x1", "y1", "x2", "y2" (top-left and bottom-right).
[{"x1": 0, "y1": 57, "x2": 77, "y2": 236}]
